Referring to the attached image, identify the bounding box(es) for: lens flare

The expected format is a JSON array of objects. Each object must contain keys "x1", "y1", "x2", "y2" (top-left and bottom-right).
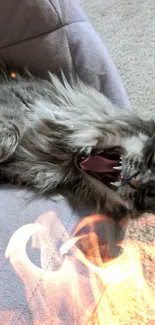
[{"x1": 3, "y1": 211, "x2": 155, "y2": 324}]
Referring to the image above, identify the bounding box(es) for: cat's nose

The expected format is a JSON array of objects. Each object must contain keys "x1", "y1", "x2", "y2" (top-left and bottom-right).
[
  {"x1": 129, "y1": 178, "x2": 141, "y2": 187},
  {"x1": 124, "y1": 172, "x2": 141, "y2": 188}
]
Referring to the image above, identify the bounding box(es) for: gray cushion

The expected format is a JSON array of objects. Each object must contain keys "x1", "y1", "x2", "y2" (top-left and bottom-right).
[{"x1": 0, "y1": 0, "x2": 130, "y2": 324}]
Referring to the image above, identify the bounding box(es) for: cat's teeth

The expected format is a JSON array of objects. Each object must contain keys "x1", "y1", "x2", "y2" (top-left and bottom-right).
[
  {"x1": 113, "y1": 166, "x2": 122, "y2": 170},
  {"x1": 110, "y1": 181, "x2": 121, "y2": 187}
]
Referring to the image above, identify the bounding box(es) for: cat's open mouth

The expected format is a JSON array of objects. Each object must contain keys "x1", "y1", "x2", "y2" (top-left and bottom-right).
[{"x1": 79, "y1": 146, "x2": 124, "y2": 190}]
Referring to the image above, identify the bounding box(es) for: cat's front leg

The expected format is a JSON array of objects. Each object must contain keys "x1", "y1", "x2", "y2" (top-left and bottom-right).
[
  {"x1": 0, "y1": 119, "x2": 24, "y2": 162},
  {"x1": 0, "y1": 86, "x2": 28, "y2": 163},
  {"x1": 134, "y1": 180, "x2": 155, "y2": 214}
]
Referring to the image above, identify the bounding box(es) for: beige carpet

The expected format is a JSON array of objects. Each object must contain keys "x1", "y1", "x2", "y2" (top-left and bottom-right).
[
  {"x1": 81, "y1": 2, "x2": 155, "y2": 321},
  {"x1": 82, "y1": 0, "x2": 155, "y2": 119}
]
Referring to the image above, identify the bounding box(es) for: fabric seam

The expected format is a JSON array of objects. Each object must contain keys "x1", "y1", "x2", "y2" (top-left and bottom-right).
[{"x1": 0, "y1": 20, "x2": 86, "y2": 51}]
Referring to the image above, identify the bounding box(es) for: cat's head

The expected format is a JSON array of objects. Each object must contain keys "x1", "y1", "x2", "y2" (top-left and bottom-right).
[
  {"x1": 117, "y1": 133, "x2": 155, "y2": 213},
  {"x1": 78, "y1": 122, "x2": 155, "y2": 216}
]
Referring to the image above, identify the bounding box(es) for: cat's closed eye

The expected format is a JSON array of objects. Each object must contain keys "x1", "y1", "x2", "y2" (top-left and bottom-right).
[{"x1": 147, "y1": 152, "x2": 155, "y2": 173}]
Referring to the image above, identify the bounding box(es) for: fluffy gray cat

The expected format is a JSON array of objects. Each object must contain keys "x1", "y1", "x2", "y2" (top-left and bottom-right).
[{"x1": 0, "y1": 71, "x2": 155, "y2": 219}]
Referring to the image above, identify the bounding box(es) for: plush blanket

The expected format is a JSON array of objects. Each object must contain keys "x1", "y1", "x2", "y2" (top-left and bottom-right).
[{"x1": 0, "y1": 1, "x2": 131, "y2": 324}]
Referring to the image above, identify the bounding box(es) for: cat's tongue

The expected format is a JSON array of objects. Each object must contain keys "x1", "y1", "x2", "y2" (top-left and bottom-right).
[
  {"x1": 80, "y1": 155, "x2": 118, "y2": 172},
  {"x1": 79, "y1": 148, "x2": 121, "y2": 173}
]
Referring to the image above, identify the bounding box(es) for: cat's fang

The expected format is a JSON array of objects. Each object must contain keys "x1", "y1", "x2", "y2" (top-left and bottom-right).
[
  {"x1": 110, "y1": 181, "x2": 121, "y2": 187},
  {"x1": 113, "y1": 166, "x2": 122, "y2": 170}
]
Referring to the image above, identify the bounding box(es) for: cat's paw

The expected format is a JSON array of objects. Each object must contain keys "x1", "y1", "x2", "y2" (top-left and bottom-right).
[
  {"x1": 0, "y1": 120, "x2": 20, "y2": 162},
  {"x1": 134, "y1": 180, "x2": 155, "y2": 213}
]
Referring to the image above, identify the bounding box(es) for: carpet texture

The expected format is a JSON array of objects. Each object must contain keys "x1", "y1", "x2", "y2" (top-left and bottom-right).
[{"x1": 82, "y1": 0, "x2": 155, "y2": 120}]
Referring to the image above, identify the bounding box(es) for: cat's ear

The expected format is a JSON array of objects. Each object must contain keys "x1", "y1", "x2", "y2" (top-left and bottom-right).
[{"x1": 146, "y1": 119, "x2": 155, "y2": 133}]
